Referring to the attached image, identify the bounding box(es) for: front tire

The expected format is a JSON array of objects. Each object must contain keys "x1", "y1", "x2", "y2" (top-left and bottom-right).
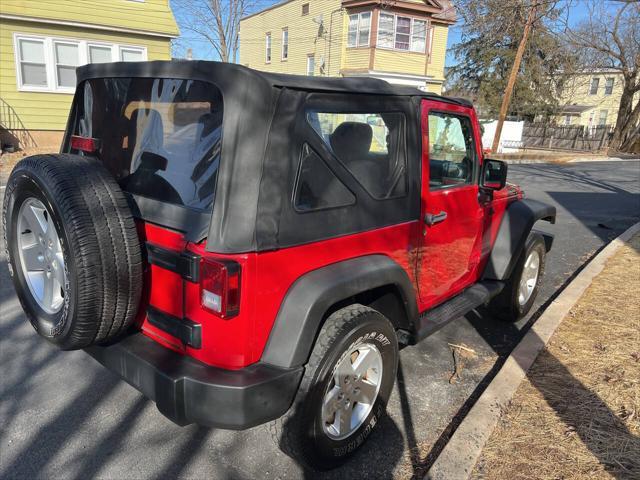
[
  {"x1": 488, "y1": 232, "x2": 546, "y2": 322},
  {"x1": 270, "y1": 305, "x2": 399, "y2": 470}
]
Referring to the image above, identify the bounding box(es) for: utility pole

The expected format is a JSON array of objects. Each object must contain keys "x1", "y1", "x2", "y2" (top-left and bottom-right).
[{"x1": 491, "y1": 0, "x2": 539, "y2": 153}]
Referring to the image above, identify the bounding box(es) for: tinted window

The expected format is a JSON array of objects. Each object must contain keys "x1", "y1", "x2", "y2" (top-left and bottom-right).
[
  {"x1": 69, "y1": 78, "x2": 222, "y2": 211},
  {"x1": 427, "y1": 112, "x2": 476, "y2": 188},
  {"x1": 294, "y1": 144, "x2": 355, "y2": 212},
  {"x1": 306, "y1": 111, "x2": 406, "y2": 199}
]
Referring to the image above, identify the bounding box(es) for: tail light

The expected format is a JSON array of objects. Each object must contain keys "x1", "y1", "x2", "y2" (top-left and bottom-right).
[
  {"x1": 200, "y1": 259, "x2": 241, "y2": 319},
  {"x1": 70, "y1": 135, "x2": 100, "y2": 153}
]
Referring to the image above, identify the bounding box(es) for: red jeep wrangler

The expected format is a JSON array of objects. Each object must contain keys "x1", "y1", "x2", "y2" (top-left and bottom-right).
[{"x1": 3, "y1": 61, "x2": 555, "y2": 470}]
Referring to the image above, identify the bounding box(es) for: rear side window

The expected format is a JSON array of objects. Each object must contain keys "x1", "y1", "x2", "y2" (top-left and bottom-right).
[
  {"x1": 68, "y1": 78, "x2": 222, "y2": 211},
  {"x1": 306, "y1": 111, "x2": 407, "y2": 199},
  {"x1": 294, "y1": 144, "x2": 355, "y2": 212}
]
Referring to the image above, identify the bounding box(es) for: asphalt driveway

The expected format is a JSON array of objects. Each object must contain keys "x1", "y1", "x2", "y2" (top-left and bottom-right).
[{"x1": 1, "y1": 160, "x2": 639, "y2": 479}]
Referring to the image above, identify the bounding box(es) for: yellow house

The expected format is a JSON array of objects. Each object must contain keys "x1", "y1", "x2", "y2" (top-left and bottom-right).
[
  {"x1": 556, "y1": 70, "x2": 637, "y2": 128},
  {"x1": 0, "y1": 0, "x2": 179, "y2": 149},
  {"x1": 239, "y1": 0, "x2": 454, "y2": 93}
]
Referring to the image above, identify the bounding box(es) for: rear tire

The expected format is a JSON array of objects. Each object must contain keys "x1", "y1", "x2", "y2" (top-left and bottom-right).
[
  {"x1": 487, "y1": 232, "x2": 546, "y2": 322},
  {"x1": 3, "y1": 154, "x2": 143, "y2": 349},
  {"x1": 269, "y1": 304, "x2": 398, "y2": 470}
]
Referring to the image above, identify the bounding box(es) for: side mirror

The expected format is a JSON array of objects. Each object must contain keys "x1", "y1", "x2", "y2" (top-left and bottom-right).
[{"x1": 481, "y1": 158, "x2": 508, "y2": 190}]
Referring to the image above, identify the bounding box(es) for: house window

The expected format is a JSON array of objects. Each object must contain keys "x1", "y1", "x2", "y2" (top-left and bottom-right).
[
  {"x1": 604, "y1": 77, "x2": 614, "y2": 95},
  {"x1": 302, "y1": 3, "x2": 309, "y2": 15},
  {"x1": 265, "y1": 33, "x2": 271, "y2": 62},
  {"x1": 347, "y1": 12, "x2": 371, "y2": 48},
  {"x1": 307, "y1": 55, "x2": 314, "y2": 76},
  {"x1": 564, "y1": 115, "x2": 571, "y2": 126},
  {"x1": 54, "y1": 41, "x2": 80, "y2": 88},
  {"x1": 598, "y1": 110, "x2": 608, "y2": 126},
  {"x1": 377, "y1": 13, "x2": 427, "y2": 52},
  {"x1": 282, "y1": 28, "x2": 289, "y2": 60},
  {"x1": 395, "y1": 16, "x2": 411, "y2": 50},
  {"x1": 88, "y1": 44, "x2": 112, "y2": 64},
  {"x1": 17, "y1": 37, "x2": 48, "y2": 88},
  {"x1": 120, "y1": 47, "x2": 145, "y2": 62},
  {"x1": 589, "y1": 77, "x2": 599, "y2": 95},
  {"x1": 411, "y1": 20, "x2": 427, "y2": 52},
  {"x1": 14, "y1": 34, "x2": 147, "y2": 93}
]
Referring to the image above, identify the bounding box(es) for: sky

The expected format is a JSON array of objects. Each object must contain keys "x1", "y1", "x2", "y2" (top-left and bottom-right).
[{"x1": 171, "y1": 0, "x2": 618, "y2": 67}]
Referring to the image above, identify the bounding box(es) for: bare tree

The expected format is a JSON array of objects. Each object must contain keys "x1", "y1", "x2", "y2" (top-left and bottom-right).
[
  {"x1": 562, "y1": 1, "x2": 640, "y2": 152},
  {"x1": 172, "y1": 0, "x2": 255, "y2": 63}
]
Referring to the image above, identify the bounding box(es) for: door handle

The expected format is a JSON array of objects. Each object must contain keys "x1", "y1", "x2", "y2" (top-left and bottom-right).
[{"x1": 425, "y1": 211, "x2": 447, "y2": 226}]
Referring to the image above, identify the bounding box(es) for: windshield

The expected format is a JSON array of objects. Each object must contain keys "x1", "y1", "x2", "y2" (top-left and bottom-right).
[{"x1": 66, "y1": 77, "x2": 222, "y2": 211}]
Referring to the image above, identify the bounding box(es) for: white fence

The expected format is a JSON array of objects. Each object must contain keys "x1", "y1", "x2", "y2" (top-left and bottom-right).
[{"x1": 480, "y1": 120, "x2": 524, "y2": 153}]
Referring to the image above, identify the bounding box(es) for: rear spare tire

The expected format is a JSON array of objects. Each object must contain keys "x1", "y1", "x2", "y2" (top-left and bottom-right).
[{"x1": 2, "y1": 154, "x2": 143, "y2": 349}]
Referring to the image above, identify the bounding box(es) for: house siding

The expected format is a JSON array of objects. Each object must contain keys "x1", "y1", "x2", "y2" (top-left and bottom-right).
[
  {"x1": 240, "y1": 1, "x2": 451, "y2": 94},
  {"x1": 0, "y1": 19, "x2": 172, "y2": 133},
  {"x1": 556, "y1": 72, "x2": 638, "y2": 127},
  {"x1": 0, "y1": 0, "x2": 179, "y2": 37},
  {"x1": 240, "y1": 0, "x2": 344, "y2": 77}
]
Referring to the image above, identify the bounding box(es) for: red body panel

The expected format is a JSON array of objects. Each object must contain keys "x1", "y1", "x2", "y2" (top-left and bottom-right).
[
  {"x1": 136, "y1": 103, "x2": 521, "y2": 370},
  {"x1": 418, "y1": 100, "x2": 486, "y2": 307}
]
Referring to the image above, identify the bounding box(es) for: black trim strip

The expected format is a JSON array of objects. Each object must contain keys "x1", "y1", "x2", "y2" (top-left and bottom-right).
[
  {"x1": 147, "y1": 307, "x2": 202, "y2": 349},
  {"x1": 146, "y1": 242, "x2": 201, "y2": 282}
]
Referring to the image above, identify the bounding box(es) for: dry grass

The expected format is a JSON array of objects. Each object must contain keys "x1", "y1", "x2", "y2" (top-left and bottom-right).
[{"x1": 473, "y1": 234, "x2": 640, "y2": 480}]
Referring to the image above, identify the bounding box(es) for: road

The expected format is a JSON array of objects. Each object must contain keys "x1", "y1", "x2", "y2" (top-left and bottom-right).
[{"x1": 1, "y1": 161, "x2": 639, "y2": 479}]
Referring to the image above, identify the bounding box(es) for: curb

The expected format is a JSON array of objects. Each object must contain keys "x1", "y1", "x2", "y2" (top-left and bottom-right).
[{"x1": 425, "y1": 221, "x2": 640, "y2": 480}]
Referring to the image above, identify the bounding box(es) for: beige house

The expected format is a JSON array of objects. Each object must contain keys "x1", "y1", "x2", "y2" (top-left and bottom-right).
[
  {"x1": 556, "y1": 70, "x2": 636, "y2": 127},
  {"x1": 239, "y1": 0, "x2": 455, "y2": 93}
]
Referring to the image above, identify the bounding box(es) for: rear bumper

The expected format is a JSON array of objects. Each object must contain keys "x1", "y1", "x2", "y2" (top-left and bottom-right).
[{"x1": 85, "y1": 333, "x2": 304, "y2": 429}]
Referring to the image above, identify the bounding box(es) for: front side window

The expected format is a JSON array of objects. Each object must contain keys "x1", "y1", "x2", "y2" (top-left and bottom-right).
[
  {"x1": 54, "y1": 41, "x2": 80, "y2": 88},
  {"x1": 265, "y1": 33, "x2": 271, "y2": 62},
  {"x1": 590, "y1": 77, "x2": 600, "y2": 95},
  {"x1": 347, "y1": 12, "x2": 371, "y2": 47},
  {"x1": 427, "y1": 112, "x2": 476, "y2": 189},
  {"x1": 282, "y1": 28, "x2": 289, "y2": 60},
  {"x1": 604, "y1": 77, "x2": 614, "y2": 95},
  {"x1": 307, "y1": 111, "x2": 407, "y2": 199},
  {"x1": 17, "y1": 38, "x2": 47, "y2": 87}
]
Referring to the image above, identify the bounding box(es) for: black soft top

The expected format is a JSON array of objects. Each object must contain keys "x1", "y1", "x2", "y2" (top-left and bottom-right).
[
  {"x1": 71, "y1": 61, "x2": 472, "y2": 253},
  {"x1": 76, "y1": 60, "x2": 470, "y2": 106}
]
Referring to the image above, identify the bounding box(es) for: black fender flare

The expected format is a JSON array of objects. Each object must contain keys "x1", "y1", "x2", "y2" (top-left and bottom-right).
[
  {"x1": 483, "y1": 198, "x2": 556, "y2": 281},
  {"x1": 260, "y1": 255, "x2": 418, "y2": 369}
]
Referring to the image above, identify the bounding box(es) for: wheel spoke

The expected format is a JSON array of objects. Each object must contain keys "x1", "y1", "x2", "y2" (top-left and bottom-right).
[
  {"x1": 334, "y1": 355, "x2": 355, "y2": 385},
  {"x1": 22, "y1": 204, "x2": 47, "y2": 238},
  {"x1": 42, "y1": 273, "x2": 55, "y2": 307},
  {"x1": 322, "y1": 385, "x2": 341, "y2": 422},
  {"x1": 352, "y1": 347, "x2": 378, "y2": 378},
  {"x1": 21, "y1": 243, "x2": 44, "y2": 271},
  {"x1": 355, "y1": 379, "x2": 378, "y2": 405},
  {"x1": 338, "y1": 402, "x2": 354, "y2": 436},
  {"x1": 52, "y1": 259, "x2": 65, "y2": 287}
]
